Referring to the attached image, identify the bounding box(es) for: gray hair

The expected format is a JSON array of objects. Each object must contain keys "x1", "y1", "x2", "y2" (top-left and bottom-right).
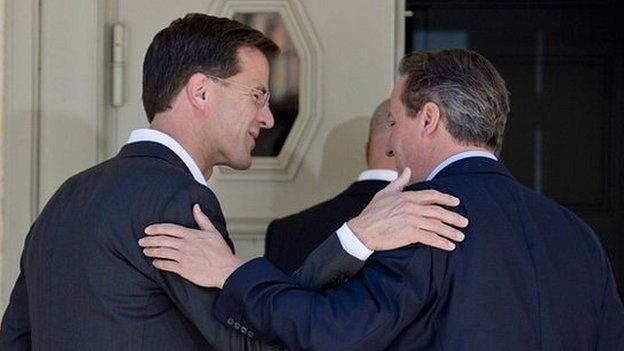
[{"x1": 398, "y1": 49, "x2": 510, "y2": 155}]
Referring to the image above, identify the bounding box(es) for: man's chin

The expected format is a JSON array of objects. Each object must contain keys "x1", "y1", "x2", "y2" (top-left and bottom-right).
[{"x1": 229, "y1": 158, "x2": 252, "y2": 171}]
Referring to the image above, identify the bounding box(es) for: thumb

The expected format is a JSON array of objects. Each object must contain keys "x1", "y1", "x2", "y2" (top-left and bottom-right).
[
  {"x1": 379, "y1": 167, "x2": 411, "y2": 194},
  {"x1": 193, "y1": 204, "x2": 216, "y2": 231}
]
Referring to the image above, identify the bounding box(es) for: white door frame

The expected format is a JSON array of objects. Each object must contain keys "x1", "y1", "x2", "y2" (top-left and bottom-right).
[{"x1": 2, "y1": 0, "x2": 41, "y2": 312}]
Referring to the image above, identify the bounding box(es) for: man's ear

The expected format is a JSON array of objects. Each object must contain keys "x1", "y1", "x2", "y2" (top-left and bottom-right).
[
  {"x1": 186, "y1": 72, "x2": 209, "y2": 110},
  {"x1": 420, "y1": 102, "x2": 441, "y2": 136}
]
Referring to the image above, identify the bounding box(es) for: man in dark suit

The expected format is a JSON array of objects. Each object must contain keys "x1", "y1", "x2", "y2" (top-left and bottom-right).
[
  {"x1": 265, "y1": 99, "x2": 398, "y2": 275},
  {"x1": 0, "y1": 14, "x2": 285, "y2": 351},
  {"x1": 0, "y1": 15, "x2": 467, "y2": 350},
  {"x1": 141, "y1": 49, "x2": 624, "y2": 350}
]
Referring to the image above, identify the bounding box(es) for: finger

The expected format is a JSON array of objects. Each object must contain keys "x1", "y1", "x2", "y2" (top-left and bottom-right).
[
  {"x1": 138, "y1": 235, "x2": 182, "y2": 249},
  {"x1": 143, "y1": 247, "x2": 180, "y2": 261},
  {"x1": 152, "y1": 259, "x2": 181, "y2": 274},
  {"x1": 403, "y1": 189, "x2": 461, "y2": 208},
  {"x1": 419, "y1": 205, "x2": 469, "y2": 228},
  {"x1": 416, "y1": 216, "x2": 465, "y2": 242},
  {"x1": 193, "y1": 204, "x2": 217, "y2": 232},
  {"x1": 145, "y1": 223, "x2": 199, "y2": 238},
  {"x1": 415, "y1": 230, "x2": 457, "y2": 251},
  {"x1": 378, "y1": 167, "x2": 411, "y2": 195}
]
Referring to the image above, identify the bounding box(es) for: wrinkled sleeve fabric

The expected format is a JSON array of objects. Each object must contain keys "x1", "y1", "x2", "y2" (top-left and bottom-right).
[
  {"x1": 290, "y1": 232, "x2": 366, "y2": 290},
  {"x1": 215, "y1": 245, "x2": 438, "y2": 351}
]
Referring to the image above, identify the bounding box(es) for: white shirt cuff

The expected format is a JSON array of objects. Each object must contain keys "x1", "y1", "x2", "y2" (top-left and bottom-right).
[{"x1": 336, "y1": 223, "x2": 374, "y2": 261}]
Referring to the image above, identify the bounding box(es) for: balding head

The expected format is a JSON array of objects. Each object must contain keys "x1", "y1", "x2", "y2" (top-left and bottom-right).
[{"x1": 365, "y1": 99, "x2": 396, "y2": 170}]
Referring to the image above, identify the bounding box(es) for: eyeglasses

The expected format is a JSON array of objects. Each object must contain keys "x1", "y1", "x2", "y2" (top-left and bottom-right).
[{"x1": 206, "y1": 74, "x2": 271, "y2": 109}]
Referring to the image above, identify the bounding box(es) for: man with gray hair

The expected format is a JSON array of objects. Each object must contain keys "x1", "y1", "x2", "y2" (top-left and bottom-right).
[
  {"x1": 265, "y1": 99, "x2": 397, "y2": 275},
  {"x1": 141, "y1": 48, "x2": 624, "y2": 350}
]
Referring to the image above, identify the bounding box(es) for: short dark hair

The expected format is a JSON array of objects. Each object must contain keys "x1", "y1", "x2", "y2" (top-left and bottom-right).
[
  {"x1": 398, "y1": 49, "x2": 510, "y2": 154},
  {"x1": 142, "y1": 13, "x2": 279, "y2": 122}
]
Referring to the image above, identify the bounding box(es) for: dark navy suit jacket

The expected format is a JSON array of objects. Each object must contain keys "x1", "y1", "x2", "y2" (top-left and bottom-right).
[
  {"x1": 215, "y1": 157, "x2": 624, "y2": 350},
  {"x1": 0, "y1": 142, "x2": 363, "y2": 351},
  {"x1": 265, "y1": 180, "x2": 389, "y2": 275}
]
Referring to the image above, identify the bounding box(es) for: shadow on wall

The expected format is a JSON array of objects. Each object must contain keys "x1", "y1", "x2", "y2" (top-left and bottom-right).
[{"x1": 318, "y1": 116, "x2": 370, "y2": 196}]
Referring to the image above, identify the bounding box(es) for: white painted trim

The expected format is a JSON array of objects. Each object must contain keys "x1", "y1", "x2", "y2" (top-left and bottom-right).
[
  {"x1": 2, "y1": 0, "x2": 40, "y2": 312},
  {"x1": 394, "y1": 0, "x2": 406, "y2": 80},
  {"x1": 103, "y1": 0, "x2": 120, "y2": 159},
  {"x1": 227, "y1": 216, "x2": 272, "y2": 237},
  {"x1": 227, "y1": 217, "x2": 271, "y2": 259},
  {"x1": 209, "y1": 0, "x2": 323, "y2": 181}
]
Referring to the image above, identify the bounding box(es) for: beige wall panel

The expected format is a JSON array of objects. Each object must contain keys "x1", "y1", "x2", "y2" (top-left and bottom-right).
[{"x1": 38, "y1": 1, "x2": 102, "y2": 207}]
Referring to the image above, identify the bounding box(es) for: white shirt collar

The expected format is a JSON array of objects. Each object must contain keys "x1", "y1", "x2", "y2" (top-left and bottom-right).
[
  {"x1": 126, "y1": 128, "x2": 208, "y2": 186},
  {"x1": 357, "y1": 169, "x2": 398, "y2": 182},
  {"x1": 426, "y1": 150, "x2": 497, "y2": 181}
]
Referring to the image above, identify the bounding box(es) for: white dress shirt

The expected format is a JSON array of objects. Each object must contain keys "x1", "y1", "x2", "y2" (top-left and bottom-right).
[
  {"x1": 336, "y1": 169, "x2": 398, "y2": 261},
  {"x1": 426, "y1": 150, "x2": 497, "y2": 181},
  {"x1": 357, "y1": 169, "x2": 398, "y2": 182}
]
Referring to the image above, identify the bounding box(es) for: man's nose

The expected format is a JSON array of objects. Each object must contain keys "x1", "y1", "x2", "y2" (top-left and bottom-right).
[{"x1": 258, "y1": 105, "x2": 274, "y2": 129}]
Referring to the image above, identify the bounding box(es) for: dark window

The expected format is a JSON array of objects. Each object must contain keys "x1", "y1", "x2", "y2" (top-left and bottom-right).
[{"x1": 233, "y1": 12, "x2": 300, "y2": 157}]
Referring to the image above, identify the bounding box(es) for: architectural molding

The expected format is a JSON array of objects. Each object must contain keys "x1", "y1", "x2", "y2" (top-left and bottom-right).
[
  {"x1": 2, "y1": 0, "x2": 41, "y2": 312},
  {"x1": 394, "y1": 0, "x2": 405, "y2": 79},
  {"x1": 227, "y1": 216, "x2": 272, "y2": 237}
]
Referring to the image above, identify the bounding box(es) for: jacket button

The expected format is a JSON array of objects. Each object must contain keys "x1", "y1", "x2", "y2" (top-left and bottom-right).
[
  {"x1": 240, "y1": 326, "x2": 247, "y2": 334},
  {"x1": 248, "y1": 331, "x2": 254, "y2": 338},
  {"x1": 226, "y1": 318, "x2": 234, "y2": 326},
  {"x1": 234, "y1": 322, "x2": 241, "y2": 330}
]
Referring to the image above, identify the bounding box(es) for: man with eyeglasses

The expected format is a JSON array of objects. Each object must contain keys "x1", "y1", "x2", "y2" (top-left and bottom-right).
[{"x1": 0, "y1": 14, "x2": 468, "y2": 350}]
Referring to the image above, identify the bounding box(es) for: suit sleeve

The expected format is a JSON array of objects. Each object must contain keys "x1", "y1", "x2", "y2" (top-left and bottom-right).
[
  {"x1": 124, "y1": 183, "x2": 281, "y2": 351},
  {"x1": 214, "y1": 245, "x2": 438, "y2": 350},
  {"x1": 0, "y1": 238, "x2": 32, "y2": 350},
  {"x1": 290, "y1": 233, "x2": 365, "y2": 290}
]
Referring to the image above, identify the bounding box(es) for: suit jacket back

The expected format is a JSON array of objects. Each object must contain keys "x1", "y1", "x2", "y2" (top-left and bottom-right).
[
  {"x1": 265, "y1": 180, "x2": 388, "y2": 275},
  {"x1": 214, "y1": 157, "x2": 624, "y2": 350}
]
